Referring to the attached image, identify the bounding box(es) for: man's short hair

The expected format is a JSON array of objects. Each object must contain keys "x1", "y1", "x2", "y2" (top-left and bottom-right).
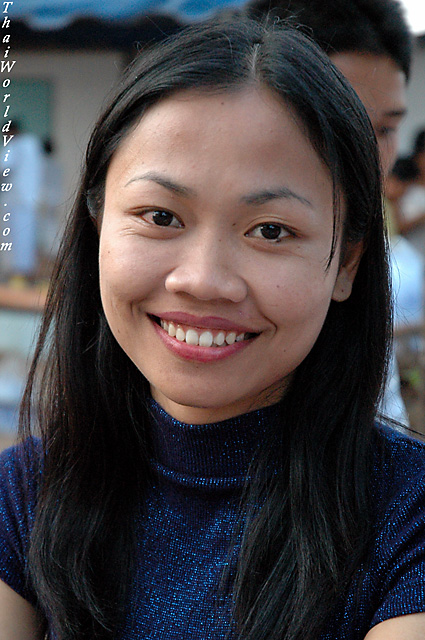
[
  {"x1": 413, "y1": 129, "x2": 425, "y2": 156},
  {"x1": 247, "y1": 0, "x2": 412, "y2": 78},
  {"x1": 391, "y1": 157, "x2": 419, "y2": 181}
]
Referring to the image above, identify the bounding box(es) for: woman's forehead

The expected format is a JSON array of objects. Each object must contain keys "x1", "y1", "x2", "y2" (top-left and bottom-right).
[{"x1": 106, "y1": 87, "x2": 335, "y2": 218}]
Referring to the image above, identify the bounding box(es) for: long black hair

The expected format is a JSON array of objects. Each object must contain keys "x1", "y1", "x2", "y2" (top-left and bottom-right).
[{"x1": 20, "y1": 16, "x2": 391, "y2": 640}]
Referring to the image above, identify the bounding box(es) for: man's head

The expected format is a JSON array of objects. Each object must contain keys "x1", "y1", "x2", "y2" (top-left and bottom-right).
[{"x1": 248, "y1": 0, "x2": 412, "y2": 173}]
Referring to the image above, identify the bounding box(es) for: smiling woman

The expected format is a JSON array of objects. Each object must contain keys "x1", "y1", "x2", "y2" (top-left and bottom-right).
[
  {"x1": 99, "y1": 87, "x2": 356, "y2": 423},
  {"x1": 0, "y1": 14, "x2": 424, "y2": 640}
]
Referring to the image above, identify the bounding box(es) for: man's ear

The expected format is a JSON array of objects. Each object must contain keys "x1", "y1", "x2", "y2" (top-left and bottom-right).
[{"x1": 332, "y1": 241, "x2": 364, "y2": 302}]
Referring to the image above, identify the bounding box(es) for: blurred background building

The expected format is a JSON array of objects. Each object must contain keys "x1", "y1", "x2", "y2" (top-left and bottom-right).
[{"x1": 0, "y1": 0, "x2": 424, "y2": 445}]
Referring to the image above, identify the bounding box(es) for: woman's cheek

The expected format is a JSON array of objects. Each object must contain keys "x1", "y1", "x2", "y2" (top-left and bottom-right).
[
  {"x1": 100, "y1": 236, "x2": 166, "y2": 303},
  {"x1": 257, "y1": 264, "x2": 335, "y2": 324}
]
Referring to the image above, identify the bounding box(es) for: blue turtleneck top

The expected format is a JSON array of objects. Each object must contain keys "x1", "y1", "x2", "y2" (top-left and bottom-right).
[{"x1": 1, "y1": 402, "x2": 425, "y2": 639}]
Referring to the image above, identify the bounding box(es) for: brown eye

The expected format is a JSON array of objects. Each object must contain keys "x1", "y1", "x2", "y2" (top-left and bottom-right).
[
  {"x1": 152, "y1": 211, "x2": 175, "y2": 226},
  {"x1": 141, "y1": 209, "x2": 182, "y2": 228},
  {"x1": 247, "y1": 222, "x2": 290, "y2": 243},
  {"x1": 259, "y1": 224, "x2": 283, "y2": 240}
]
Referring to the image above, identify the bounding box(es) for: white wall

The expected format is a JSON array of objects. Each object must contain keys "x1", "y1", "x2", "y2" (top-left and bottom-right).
[
  {"x1": 13, "y1": 50, "x2": 125, "y2": 217},
  {"x1": 399, "y1": 39, "x2": 425, "y2": 154}
]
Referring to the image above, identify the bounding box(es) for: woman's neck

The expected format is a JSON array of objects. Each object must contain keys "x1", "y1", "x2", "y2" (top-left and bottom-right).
[
  {"x1": 147, "y1": 397, "x2": 281, "y2": 485},
  {"x1": 150, "y1": 382, "x2": 287, "y2": 425}
]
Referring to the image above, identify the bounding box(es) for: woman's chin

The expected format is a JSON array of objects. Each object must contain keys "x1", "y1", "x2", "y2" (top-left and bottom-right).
[{"x1": 150, "y1": 383, "x2": 285, "y2": 424}]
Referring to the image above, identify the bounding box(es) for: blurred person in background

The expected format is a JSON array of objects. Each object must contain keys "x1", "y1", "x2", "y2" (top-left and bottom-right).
[
  {"x1": 248, "y1": 0, "x2": 415, "y2": 426},
  {"x1": 385, "y1": 158, "x2": 424, "y2": 330},
  {"x1": 397, "y1": 129, "x2": 425, "y2": 257},
  {"x1": 385, "y1": 158, "x2": 423, "y2": 327},
  {"x1": 38, "y1": 138, "x2": 64, "y2": 274},
  {"x1": 385, "y1": 157, "x2": 419, "y2": 236},
  {"x1": 0, "y1": 121, "x2": 43, "y2": 284}
]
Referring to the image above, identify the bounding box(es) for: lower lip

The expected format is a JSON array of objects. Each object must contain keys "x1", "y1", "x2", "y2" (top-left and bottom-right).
[{"x1": 151, "y1": 318, "x2": 254, "y2": 363}]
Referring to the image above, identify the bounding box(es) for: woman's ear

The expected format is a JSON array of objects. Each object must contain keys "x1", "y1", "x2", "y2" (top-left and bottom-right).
[{"x1": 332, "y1": 241, "x2": 364, "y2": 302}]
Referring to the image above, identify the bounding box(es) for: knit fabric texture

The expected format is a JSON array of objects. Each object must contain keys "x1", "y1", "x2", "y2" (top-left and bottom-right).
[{"x1": 1, "y1": 401, "x2": 425, "y2": 639}]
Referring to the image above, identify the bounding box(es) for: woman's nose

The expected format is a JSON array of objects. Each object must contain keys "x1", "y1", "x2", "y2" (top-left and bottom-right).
[{"x1": 164, "y1": 236, "x2": 248, "y2": 303}]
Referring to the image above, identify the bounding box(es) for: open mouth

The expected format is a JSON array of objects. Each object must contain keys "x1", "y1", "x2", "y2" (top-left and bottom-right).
[{"x1": 151, "y1": 315, "x2": 258, "y2": 348}]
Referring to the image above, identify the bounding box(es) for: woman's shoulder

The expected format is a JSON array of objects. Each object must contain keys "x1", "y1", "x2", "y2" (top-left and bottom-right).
[
  {"x1": 0, "y1": 438, "x2": 41, "y2": 605},
  {"x1": 377, "y1": 421, "x2": 425, "y2": 457},
  {"x1": 356, "y1": 425, "x2": 425, "y2": 632},
  {"x1": 0, "y1": 437, "x2": 41, "y2": 532},
  {"x1": 371, "y1": 423, "x2": 425, "y2": 543},
  {"x1": 0, "y1": 438, "x2": 42, "y2": 545},
  {"x1": 374, "y1": 423, "x2": 425, "y2": 489},
  {"x1": 330, "y1": 427, "x2": 425, "y2": 638},
  {"x1": 372, "y1": 423, "x2": 425, "y2": 511},
  {"x1": 0, "y1": 437, "x2": 42, "y2": 487}
]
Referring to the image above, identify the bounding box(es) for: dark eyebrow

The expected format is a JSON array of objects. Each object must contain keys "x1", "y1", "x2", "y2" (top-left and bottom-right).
[
  {"x1": 242, "y1": 187, "x2": 312, "y2": 208},
  {"x1": 126, "y1": 172, "x2": 312, "y2": 208},
  {"x1": 125, "y1": 171, "x2": 195, "y2": 197}
]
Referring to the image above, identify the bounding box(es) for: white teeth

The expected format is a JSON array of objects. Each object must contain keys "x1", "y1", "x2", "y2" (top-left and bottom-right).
[
  {"x1": 176, "y1": 327, "x2": 185, "y2": 341},
  {"x1": 213, "y1": 332, "x2": 225, "y2": 346},
  {"x1": 168, "y1": 322, "x2": 176, "y2": 337},
  {"x1": 199, "y1": 331, "x2": 213, "y2": 347},
  {"x1": 159, "y1": 319, "x2": 250, "y2": 348},
  {"x1": 185, "y1": 329, "x2": 199, "y2": 346},
  {"x1": 225, "y1": 332, "x2": 236, "y2": 345}
]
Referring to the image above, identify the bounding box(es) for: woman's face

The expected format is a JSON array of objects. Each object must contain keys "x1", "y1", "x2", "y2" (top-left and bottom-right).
[{"x1": 99, "y1": 87, "x2": 360, "y2": 423}]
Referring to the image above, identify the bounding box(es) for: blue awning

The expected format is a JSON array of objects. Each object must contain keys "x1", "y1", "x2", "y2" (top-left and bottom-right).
[{"x1": 11, "y1": 0, "x2": 248, "y2": 30}]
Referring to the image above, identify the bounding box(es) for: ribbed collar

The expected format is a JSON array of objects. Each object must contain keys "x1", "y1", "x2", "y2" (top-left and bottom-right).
[{"x1": 147, "y1": 399, "x2": 280, "y2": 490}]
